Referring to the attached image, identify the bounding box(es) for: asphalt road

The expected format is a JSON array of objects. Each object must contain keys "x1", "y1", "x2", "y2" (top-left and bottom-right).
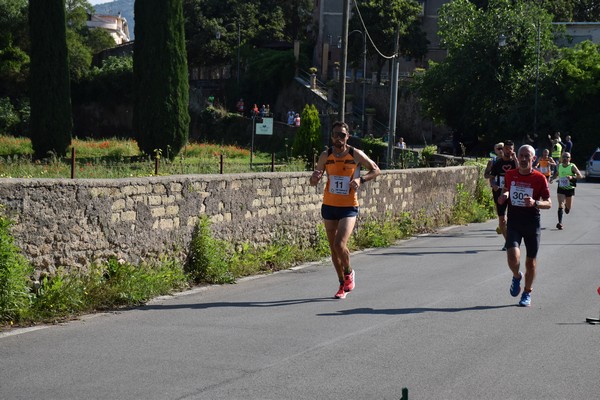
[{"x1": 1, "y1": 181, "x2": 599, "y2": 400}]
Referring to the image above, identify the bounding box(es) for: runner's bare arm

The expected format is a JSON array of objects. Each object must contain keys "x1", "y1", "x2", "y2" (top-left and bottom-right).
[
  {"x1": 310, "y1": 151, "x2": 328, "y2": 186},
  {"x1": 354, "y1": 149, "x2": 380, "y2": 184}
]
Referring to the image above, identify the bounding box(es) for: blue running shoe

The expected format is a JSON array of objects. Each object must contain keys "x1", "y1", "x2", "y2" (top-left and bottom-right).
[
  {"x1": 519, "y1": 291, "x2": 531, "y2": 307},
  {"x1": 510, "y1": 272, "x2": 522, "y2": 297}
]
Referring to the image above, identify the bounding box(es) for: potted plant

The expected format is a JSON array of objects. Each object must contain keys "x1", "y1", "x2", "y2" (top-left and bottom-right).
[{"x1": 309, "y1": 67, "x2": 317, "y2": 89}]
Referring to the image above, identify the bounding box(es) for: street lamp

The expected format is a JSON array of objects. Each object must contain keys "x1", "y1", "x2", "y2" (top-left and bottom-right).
[
  {"x1": 338, "y1": 0, "x2": 350, "y2": 122},
  {"x1": 348, "y1": 30, "x2": 367, "y2": 131},
  {"x1": 498, "y1": 33, "x2": 507, "y2": 47}
]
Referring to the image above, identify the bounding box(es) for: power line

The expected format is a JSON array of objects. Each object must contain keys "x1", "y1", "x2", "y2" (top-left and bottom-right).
[{"x1": 352, "y1": 0, "x2": 397, "y2": 59}]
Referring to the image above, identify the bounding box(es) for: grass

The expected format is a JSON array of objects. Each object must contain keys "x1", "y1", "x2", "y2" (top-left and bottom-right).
[
  {"x1": 0, "y1": 136, "x2": 307, "y2": 178},
  {"x1": 17, "y1": 258, "x2": 189, "y2": 324}
]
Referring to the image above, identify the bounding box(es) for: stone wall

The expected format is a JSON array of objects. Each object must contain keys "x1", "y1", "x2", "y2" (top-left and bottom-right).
[{"x1": 0, "y1": 166, "x2": 479, "y2": 274}]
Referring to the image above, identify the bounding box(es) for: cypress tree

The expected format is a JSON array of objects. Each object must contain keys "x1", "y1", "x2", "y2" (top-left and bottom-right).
[
  {"x1": 133, "y1": 0, "x2": 190, "y2": 160},
  {"x1": 28, "y1": 0, "x2": 72, "y2": 159},
  {"x1": 292, "y1": 104, "x2": 322, "y2": 166}
]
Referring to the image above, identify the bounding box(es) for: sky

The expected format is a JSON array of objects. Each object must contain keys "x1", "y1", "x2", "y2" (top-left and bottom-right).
[{"x1": 88, "y1": 0, "x2": 109, "y2": 5}]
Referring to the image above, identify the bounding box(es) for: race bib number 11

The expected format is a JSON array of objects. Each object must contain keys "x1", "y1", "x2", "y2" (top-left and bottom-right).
[{"x1": 329, "y1": 175, "x2": 351, "y2": 195}]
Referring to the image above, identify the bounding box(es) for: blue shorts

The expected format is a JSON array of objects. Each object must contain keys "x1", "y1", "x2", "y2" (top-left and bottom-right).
[{"x1": 321, "y1": 205, "x2": 359, "y2": 220}]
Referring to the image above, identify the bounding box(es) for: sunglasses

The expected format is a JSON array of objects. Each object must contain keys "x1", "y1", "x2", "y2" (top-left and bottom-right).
[
  {"x1": 332, "y1": 131, "x2": 348, "y2": 138},
  {"x1": 496, "y1": 147, "x2": 503, "y2": 150}
]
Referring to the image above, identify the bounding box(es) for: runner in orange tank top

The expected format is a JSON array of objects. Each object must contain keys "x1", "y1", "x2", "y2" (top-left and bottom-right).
[
  {"x1": 533, "y1": 148, "x2": 556, "y2": 181},
  {"x1": 310, "y1": 121, "x2": 380, "y2": 299}
]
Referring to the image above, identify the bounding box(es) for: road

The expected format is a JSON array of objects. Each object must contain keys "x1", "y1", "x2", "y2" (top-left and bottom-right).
[{"x1": 1, "y1": 182, "x2": 599, "y2": 400}]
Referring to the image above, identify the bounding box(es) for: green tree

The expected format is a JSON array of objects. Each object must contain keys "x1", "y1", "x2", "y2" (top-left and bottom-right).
[
  {"x1": 475, "y1": 0, "x2": 600, "y2": 23},
  {"x1": 275, "y1": 0, "x2": 314, "y2": 41},
  {"x1": 0, "y1": 0, "x2": 29, "y2": 98},
  {"x1": 292, "y1": 104, "x2": 321, "y2": 165},
  {"x1": 65, "y1": 0, "x2": 102, "y2": 82},
  {"x1": 349, "y1": 0, "x2": 423, "y2": 81},
  {"x1": 572, "y1": 0, "x2": 600, "y2": 21},
  {"x1": 72, "y1": 55, "x2": 133, "y2": 106},
  {"x1": 415, "y1": 0, "x2": 554, "y2": 148},
  {"x1": 66, "y1": 29, "x2": 92, "y2": 82},
  {"x1": 28, "y1": 0, "x2": 72, "y2": 159},
  {"x1": 183, "y1": 0, "x2": 313, "y2": 68},
  {"x1": 542, "y1": 0, "x2": 600, "y2": 21},
  {"x1": 544, "y1": 40, "x2": 600, "y2": 163},
  {"x1": 0, "y1": 0, "x2": 29, "y2": 49},
  {"x1": 133, "y1": 0, "x2": 190, "y2": 160},
  {"x1": 242, "y1": 48, "x2": 297, "y2": 106},
  {"x1": 84, "y1": 28, "x2": 117, "y2": 54}
]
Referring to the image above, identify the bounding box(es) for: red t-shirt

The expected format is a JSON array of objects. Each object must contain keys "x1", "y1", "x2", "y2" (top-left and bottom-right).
[{"x1": 503, "y1": 168, "x2": 550, "y2": 218}]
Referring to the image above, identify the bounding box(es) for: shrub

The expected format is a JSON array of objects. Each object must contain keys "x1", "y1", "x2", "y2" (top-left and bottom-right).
[
  {"x1": 25, "y1": 258, "x2": 188, "y2": 322},
  {"x1": 0, "y1": 212, "x2": 33, "y2": 323},
  {"x1": 420, "y1": 145, "x2": 438, "y2": 166},
  {"x1": 353, "y1": 212, "x2": 415, "y2": 249},
  {"x1": 29, "y1": 268, "x2": 86, "y2": 318},
  {"x1": 72, "y1": 56, "x2": 134, "y2": 105},
  {"x1": 359, "y1": 136, "x2": 388, "y2": 162},
  {"x1": 292, "y1": 104, "x2": 321, "y2": 167},
  {"x1": 187, "y1": 216, "x2": 234, "y2": 284},
  {"x1": 0, "y1": 98, "x2": 20, "y2": 135}
]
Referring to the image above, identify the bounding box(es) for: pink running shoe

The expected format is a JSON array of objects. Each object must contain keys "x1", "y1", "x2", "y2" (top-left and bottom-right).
[
  {"x1": 334, "y1": 284, "x2": 346, "y2": 299},
  {"x1": 344, "y1": 270, "x2": 355, "y2": 292}
]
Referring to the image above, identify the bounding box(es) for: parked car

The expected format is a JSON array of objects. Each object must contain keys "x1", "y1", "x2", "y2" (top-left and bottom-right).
[{"x1": 586, "y1": 147, "x2": 600, "y2": 181}]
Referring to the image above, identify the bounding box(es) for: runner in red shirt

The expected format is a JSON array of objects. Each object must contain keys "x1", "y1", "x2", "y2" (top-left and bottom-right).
[{"x1": 498, "y1": 144, "x2": 552, "y2": 307}]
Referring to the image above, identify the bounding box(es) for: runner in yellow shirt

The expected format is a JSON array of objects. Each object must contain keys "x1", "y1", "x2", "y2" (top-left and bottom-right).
[{"x1": 550, "y1": 152, "x2": 583, "y2": 230}]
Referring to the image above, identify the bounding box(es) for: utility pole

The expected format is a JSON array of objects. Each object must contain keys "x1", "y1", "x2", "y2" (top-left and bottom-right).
[
  {"x1": 534, "y1": 15, "x2": 540, "y2": 138},
  {"x1": 338, "y1": 0, "x2": 350, "y2": 122},
  {"x1": 387, "y1": 28, "x2": 400, "y2": 166}
]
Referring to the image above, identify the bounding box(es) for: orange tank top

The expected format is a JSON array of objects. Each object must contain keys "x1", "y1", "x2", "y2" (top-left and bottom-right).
[
  {"x1": 537, "y1": 157, "x2": 551, "y2": 177},
  {"x1": 323, "y1": 147, "x2": 360, "y2": 207}
]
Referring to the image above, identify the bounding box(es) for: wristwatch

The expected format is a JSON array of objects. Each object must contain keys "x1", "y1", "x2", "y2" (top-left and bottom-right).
[
  {"x1": 360, "y1": 176, "x2": 366, "y2": 184},
  {"x1": 535, "y1": 200, "x2": 540, "y2": 208}
]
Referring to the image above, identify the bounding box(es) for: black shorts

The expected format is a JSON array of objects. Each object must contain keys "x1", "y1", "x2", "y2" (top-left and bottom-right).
[
  {"x1": 321, "y1": 205, "x2": 359, "y2": 220},
  {"x1": 557, "y1": 187, "x2": 575, "y2": 197},
  {"x1": 505, "y1": 218, "x2": 541, "y2": 258},
  {"x1": 492, "y1": 189, "x2": 508, "y2": 217}
]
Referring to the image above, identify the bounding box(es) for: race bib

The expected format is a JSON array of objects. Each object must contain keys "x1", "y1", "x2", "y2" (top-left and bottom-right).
[
  {"x1": 540, "y1": 166, "x2": 549, "y2": 174},
  {"x1": 329, "y1": 175, "x2": 351, "y2": 195},
  {"x1": 510, "y1": 184, "x2": 533, "y2": 207},
  {"x1": 558, "y1": 177, "x2": 569, "y2": 187}
]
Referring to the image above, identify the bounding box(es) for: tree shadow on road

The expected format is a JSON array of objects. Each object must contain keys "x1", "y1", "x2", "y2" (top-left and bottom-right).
[
  {"x1": 366, "y1": 246, "x2": 500, "y2": 256},
  {"x1": 317, "y1": 304, "x2": 515, "y2": 316},
  {"x1": 140, "y1": 297, "x2": 333, "y2": 311}
]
